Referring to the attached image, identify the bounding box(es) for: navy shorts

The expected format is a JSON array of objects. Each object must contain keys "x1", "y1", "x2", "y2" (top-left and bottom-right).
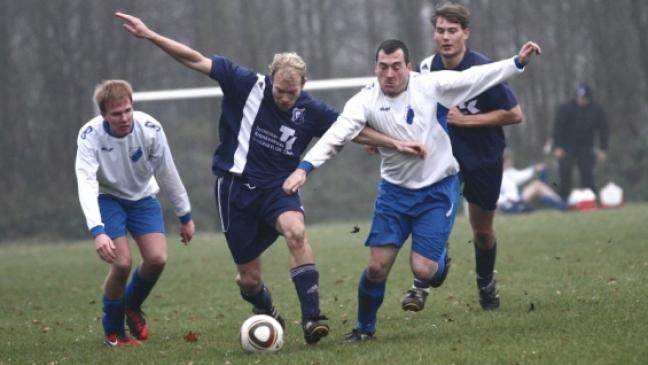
[
  {"x1": 366, "y1": 175, "x2": 460, "y2": 262},
  {"x1": 215, "y1": 174, "x2": 304, "y2": 265},
  {"x1": 460, "y1": 161, "x2": 503, "y2": 211},
  {"x1": 98, "y1": 194, "x2": 165, "y2": 239}
]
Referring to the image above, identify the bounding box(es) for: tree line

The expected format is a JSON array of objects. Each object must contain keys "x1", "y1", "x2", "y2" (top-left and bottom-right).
[{"x1": 1, "y1": 0, "x2": 647, "y2": 241}]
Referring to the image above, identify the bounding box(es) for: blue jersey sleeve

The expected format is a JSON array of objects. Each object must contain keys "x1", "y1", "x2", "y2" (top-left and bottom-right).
[{"x1": 210, "y1": 56, "x2": 259, "y2": 99}]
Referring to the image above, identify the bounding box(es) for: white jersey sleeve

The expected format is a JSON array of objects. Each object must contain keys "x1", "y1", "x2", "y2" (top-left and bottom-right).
[
  {"x1": 302, "y1": 88, "x2": 370, "y2": 169},
  {"x1": 423, "y1": 56, "x2": 522, "y2": 108},
  {"x1": 75, "y1": 123, "x2": 103, "y2": 232},
  {"x1": 148, "y1": 122, "x2": 192, "y2": 219}
]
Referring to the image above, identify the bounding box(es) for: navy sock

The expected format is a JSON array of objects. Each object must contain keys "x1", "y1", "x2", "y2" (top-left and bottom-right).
[
  {"x1": 102, "y1": 295, "x2": 125, "y2": 336},
  {"x1": 241, "y1": 284, "x2": 273, "y2": 311},
  {"x1": 356, "y1": 270, "x2": 385, "y2": 335},
  {"x1": 475, "y1": 242, "x2": 497, "y2": 288},
  {"x1": 291, "y1": 263, "x2": 321, "y2": 322},
  {"x1": 125, "y1": 267, "x2": 156, "y2": 310}
]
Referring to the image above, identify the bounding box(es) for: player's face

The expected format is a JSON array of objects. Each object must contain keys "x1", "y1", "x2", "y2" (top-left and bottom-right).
[
  {"x1": 272, "y1": 69, "x2": 305, "y2": 112},
  {"x1": 375, "y1": 49, "x2": 411, "y2": 97},
  {"x1": 102, "y1": 97, "x2": 133, "y2": 137},
  {"x1": 433, "y1": 17, "x2": 469, "y2": 59}
]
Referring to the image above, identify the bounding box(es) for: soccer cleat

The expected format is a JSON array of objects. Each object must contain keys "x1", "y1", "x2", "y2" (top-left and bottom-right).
[
  {"x1": 401, "y1": 287, "x2": 429, "y2": 312},
  {"x1": 343, "y1": 328, "x2": 374, "y2": 343},
  {"x1": 478, "y1": 280, "x2": 500, "y2": 310},
  {"x1": 430, "y1": 244, "x2": 452, "y2": 288},
  {"x1": 125, "y1": 308, "x2": 149, "y2": 341},
  {"x1": 303, "y1": 315, "x2": 329, "y2": 344},
  {"x1": 253, "y1": 305, "x2": 285, "y2": 329},
  {"x1": 104, "y1": 333, "x2": 140, "y2": 347}
]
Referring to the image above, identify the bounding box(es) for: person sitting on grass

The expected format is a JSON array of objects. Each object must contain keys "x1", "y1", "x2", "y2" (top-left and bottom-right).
[{"x1": 497, "y1": 149, "x2": 567, "y2": 213}]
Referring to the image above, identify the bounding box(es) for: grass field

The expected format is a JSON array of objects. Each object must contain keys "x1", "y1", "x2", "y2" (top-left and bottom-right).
[{"x1": 2, "y1": 203, "x2": 648, "y2": 364}]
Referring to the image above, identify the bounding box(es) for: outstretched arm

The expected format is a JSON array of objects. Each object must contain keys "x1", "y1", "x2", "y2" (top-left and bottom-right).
[
  {"x1": 116, "y1": 12, "x2": 212, "y2": 75},
  {"x1": 448, "y1": 105, "x2": 523, "y2": 127},
  {"x1": 353, "y1": 127, "x2": 426, "y2": 159}
]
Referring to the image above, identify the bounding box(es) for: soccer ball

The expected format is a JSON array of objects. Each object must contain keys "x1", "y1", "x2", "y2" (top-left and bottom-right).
[{"x1": 240, "y1": 314, "x2": 284, "y2": 353}]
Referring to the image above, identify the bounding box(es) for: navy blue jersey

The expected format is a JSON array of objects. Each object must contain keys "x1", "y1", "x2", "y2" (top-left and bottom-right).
[
  {"x1": 420, "y1": 50, "x2": 518, "y2": 171},
  {"x1": 209, "y1": 56, "x2": 339, "y2": 187}
]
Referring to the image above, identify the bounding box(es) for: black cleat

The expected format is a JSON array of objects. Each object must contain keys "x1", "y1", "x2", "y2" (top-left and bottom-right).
[
  {"x1": 401, "y1": 288, "x2": 429, "y2": 312},
  {"x1": 343, "y1": 328, "x2": 375, "y2": 343},
  {"x1": 479, "y1": 280, "x2": 500, "y2": 310},
  {"x1": 303, "y1": 315, "x2": 329, "y2": 344},
  {"x1": 253, "y1": 305, "x2": 286, "y2": 329}
]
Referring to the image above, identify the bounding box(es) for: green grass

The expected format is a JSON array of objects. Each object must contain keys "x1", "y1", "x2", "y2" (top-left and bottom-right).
[{"x1": 2, "y1": 204, "x2": 648, "y2": 364}]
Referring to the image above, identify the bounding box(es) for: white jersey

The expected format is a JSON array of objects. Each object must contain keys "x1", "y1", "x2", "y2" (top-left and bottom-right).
[
  {"x1": 303, "y1": 56, "x2": 524, "y2": 189},
  {"x1": 498, "y1": 166, "x2": 535, "y2": 207},
  {"x1": 75, "y1": 111, "x2": 191, "y2": 231}
]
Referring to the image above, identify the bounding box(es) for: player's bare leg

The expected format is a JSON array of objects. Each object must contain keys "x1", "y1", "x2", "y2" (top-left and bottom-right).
[
  {"x1": 102, "y1": 237, "x2": 139, "y2": 346},
  {"x1": 277, "y1": 211, "x2": 328, "y2": 344},
  {"x1": 123, "y1": 233, "x2": 167, "y2": 340}
]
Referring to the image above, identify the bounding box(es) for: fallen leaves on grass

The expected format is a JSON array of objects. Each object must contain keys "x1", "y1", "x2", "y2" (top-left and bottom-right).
[{"x1": 184, "y1": 331, "x2": 199, "y2": 342}]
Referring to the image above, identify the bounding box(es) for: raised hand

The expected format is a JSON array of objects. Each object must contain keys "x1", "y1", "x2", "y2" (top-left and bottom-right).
[
  {"x1": 517, "y1": 41, "x2": 542, "y2": 65},
  {"x1": 115, "y1": 12, "x2": 155, "y2": 39}
]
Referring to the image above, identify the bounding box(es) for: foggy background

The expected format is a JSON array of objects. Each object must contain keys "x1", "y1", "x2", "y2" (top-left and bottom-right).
[{"x1": 2, "y1": 0, "x2": 647, "y2": 241}]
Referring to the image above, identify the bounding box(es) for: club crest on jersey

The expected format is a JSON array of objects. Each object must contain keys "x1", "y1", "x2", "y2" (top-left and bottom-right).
[
  {"x1": 130, "y1": 147, "x2": 143, "y2": 162},
  {"x1": 291, "y1": 108, "x2": 305, "y2": 125},
  {"x1": 406, "y1": 106, "x2": 415, "y2": 124}
]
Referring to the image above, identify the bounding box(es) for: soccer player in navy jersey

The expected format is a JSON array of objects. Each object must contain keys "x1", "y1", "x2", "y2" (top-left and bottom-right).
[
  {"x1": 76, "y1": 80, "x2": 195, "y2": 347},
  {"x1": 116, "y1": 12, "x2": 423, "y2": 345},
  {"x1": 410, "y1": 3, "x2": 526, "y2": 311},
  {"x1": 283, "y1": 39, "x2": 540, "y2": 341}
]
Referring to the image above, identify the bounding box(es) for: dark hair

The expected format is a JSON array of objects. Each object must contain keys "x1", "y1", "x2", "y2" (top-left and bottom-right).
[
  {"x1": 431, "y1": 3, "x2": 471, "y2": 29},
  {"x1": 375, "y1": 39, "x2": 410, "y2": 64}
]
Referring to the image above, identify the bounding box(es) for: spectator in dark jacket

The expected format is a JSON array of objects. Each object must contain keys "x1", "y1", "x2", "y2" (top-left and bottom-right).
[{"x1": 552, "y1": 83, "x2": 608, "y2": 200}]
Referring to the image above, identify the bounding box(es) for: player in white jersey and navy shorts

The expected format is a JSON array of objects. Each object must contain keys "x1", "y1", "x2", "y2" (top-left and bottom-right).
[
  {"x1": 284, "y1": 39, "x2": 541, "y2": 342},
  {"x1": 76, "y1": 80, "x2": 195, "y2": 347}
]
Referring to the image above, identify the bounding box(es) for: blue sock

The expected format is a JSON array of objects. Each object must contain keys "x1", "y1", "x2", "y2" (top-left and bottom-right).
[
  {"x1": 540, "y1": 196, "x2": 568, "y2": 211},
  {"x1": 356, "y1": 271, "x2": 385, "y2": 335},
  {"x1": 102, "y1": 295, "x2": 125, "y2": 336},
  {"x1": 125, "y1": 267, "x2": 156, "y2": 310},
  {"x1": 413, "y1": 277, "x2": 430, "y2": 289},
  {"x1": 475, "y1": 242, "x2": 497, "y2": 288},
  {"x1": 241, "y1": 284, "x2": 273, "y2": 310},
  {"x1": 291, "y1": 264, "x2": 320, "y2": 322}
]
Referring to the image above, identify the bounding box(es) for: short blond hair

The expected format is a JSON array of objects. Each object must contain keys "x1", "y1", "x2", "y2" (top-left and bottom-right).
[
  {"x1": 268, "y1": 53, "x2": 307, "y2": 82},
  {"x1": 93, "y1": 79, "x2": 133, "y2": 112}
]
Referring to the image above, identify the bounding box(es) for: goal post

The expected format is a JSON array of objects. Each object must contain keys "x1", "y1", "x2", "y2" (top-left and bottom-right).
[{"x1": 132, "y1": 76, "x2": 375, "y2": 102}]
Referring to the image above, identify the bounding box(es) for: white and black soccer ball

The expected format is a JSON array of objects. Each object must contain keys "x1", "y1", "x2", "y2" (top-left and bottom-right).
[{"x1": 240, "y1": 314, "x2": 284, "y2": 353}]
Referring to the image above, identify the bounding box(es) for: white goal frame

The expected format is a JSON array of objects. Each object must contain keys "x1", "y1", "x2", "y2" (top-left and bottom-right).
[{"x1": 132, "y1": 76, "x2": 374, "y2": 102}]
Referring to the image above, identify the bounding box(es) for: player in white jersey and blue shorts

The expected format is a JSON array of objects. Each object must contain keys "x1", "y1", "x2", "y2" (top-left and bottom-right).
[
  {"x1": 76, "y1": 80, "x2": 195, "y2": 347},
  {"x1": 284, "y1": 39, "x2": 541, "y2": 342},
  {"x1": 414, "y1": 3, "x2": 525, "y2": 311},
  {"x1": 116, "y1": 12, "x2": 419, "y2": 345}
]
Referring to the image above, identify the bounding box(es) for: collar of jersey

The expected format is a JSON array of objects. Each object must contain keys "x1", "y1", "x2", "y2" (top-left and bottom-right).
[{"x1": 103, "y1": 120, "x2": 134, "y2": 137}]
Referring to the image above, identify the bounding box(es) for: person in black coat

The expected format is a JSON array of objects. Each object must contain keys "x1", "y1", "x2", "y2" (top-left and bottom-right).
[{"x1": 552, "y1": 83, "x2": 609, "y2": 200}]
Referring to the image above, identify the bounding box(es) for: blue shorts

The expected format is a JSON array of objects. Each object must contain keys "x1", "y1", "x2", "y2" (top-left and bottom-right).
[
  {"x1": 215, "y1": 174, "x2": 304, "y2": 265},
  {"x1": 366, "y1": 175, "x2": 460, "y2": 262},
  {"x1": 460, "y1": 161, "x2": 503, "y2": 211},
  {"x1": 98, "y1": 195, "x2": 165, "y2": 239}
]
